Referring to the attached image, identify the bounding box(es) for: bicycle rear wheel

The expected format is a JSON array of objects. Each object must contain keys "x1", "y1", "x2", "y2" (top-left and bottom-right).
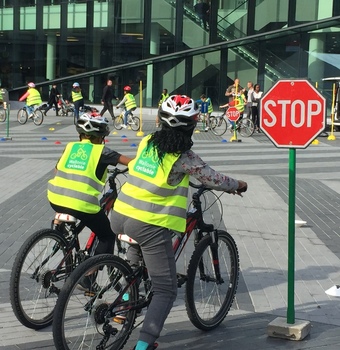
[
  {"x1": 129, "y1": 116, "x2": 140, "y2": 131},
  {"x1": 10, "y1": 228, "x2": 73, "y2": 329},
  {"x1": 114, "y1": 115, "x2": 124, "y2": 130},
  {"x1": 17, "y1": 108, "x2": 28, "y2": 124},
  {"x1": 0, "y1": 106, "x2": 6, "y2": 122},
  {"x1": 238, "y1": 117, "x2": 254, "y2": 137},
  {"x1": 33, "y1": 110, "x2": 44, "y2": 125},
  {"x1": 185, "y1": 230, "x2": 239, "y2": 331},
  {"x1": 209, "y1": 116, "x2": 230, "y2": 136},
  {"x1": 53, "y1": 254, "x2": 138, "y2": 350}
]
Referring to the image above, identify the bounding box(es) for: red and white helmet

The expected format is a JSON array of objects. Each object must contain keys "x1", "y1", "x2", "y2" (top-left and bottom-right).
[
  {"x1": 123, "y1": 85, "x2": 131, "y2": 92},
  {"x1": 27, "y1": 82, "x2": 35, "y2": 88},
  {"x1": 158, "y1": 95, "x2": 199, "y2": 132}
]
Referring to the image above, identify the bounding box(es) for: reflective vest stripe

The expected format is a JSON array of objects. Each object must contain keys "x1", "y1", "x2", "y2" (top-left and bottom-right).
[
  {"x1": 72, "y1": 90, "x2": 83, "y2": 102},
  {"x1": 127, "y1": 175, "x2": 188, "y2": 197},
  {"x1": 125, "y1": 93, "x2": 137, "y2": 110},
  {"x1": 117, "y1": 191, "x2": 187, "y2": 217},
  {"x1": 27, "y1": 89, "x2": 42, "y2": 106}
]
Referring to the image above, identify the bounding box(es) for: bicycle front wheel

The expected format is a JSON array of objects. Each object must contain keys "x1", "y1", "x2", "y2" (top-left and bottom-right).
[
  {"x1": 238, "y1": 117, "x2": 254, "y2": 137},
  {"x1": 33, "y1": 110, "x2": 44, "y2": 125},
  {"x1": 0, "y1": 107, "x2": 6, "y2": 122},
  {"x1": 185, "y1": 230, "x2": 239, "y2": 331},
  {"x1": 129, "y1": 116, "x2": 140, "y2": 131},
  {"x1": 10, "y1": 228, "x2": 73, "y2": 329},
  {"x1": 209, "y1": 116, "x2": 230, "y2": 136},
  {"x1": 17, "y1": 108, "x2": 28, "y2": 124},
  {"x1": 114, "y1": 115, "x2": 124, "y2": 130},
  {"x1": 53, "y1": 254, "x2": 138, "y2": 350}
]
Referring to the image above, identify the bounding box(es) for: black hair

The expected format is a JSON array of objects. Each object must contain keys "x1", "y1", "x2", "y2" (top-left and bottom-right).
[{"x1": 146, "y1": 128, "x2": 193, "y2": 165}]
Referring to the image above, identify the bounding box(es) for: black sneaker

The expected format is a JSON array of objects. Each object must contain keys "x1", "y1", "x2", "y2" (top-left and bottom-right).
[{"x1": 77, "y1": 275, "x2": 100, "y2": 294}]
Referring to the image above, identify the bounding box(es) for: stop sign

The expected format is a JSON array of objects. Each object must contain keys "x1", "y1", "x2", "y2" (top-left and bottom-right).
[
  {"x1": 226, "y1": 107, "x2": 240, "y2": 122},
  {"x1": 260, "y1": 80, "x2": 326, "y2": 148}
]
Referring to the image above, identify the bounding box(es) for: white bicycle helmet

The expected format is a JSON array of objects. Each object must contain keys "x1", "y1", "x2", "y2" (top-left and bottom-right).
[
  {"x1": 73, "y1": 82, "x2": 80, "y2": 88},
  {"x1": 76, "y1": 113, "x2": 110, "y2": 138},
  {"x1": 27, "y1": 82, "x2": 35, "y2": 88},
  {"x1": 159, "y1": 95, "x2": 199, "y2": 132}
]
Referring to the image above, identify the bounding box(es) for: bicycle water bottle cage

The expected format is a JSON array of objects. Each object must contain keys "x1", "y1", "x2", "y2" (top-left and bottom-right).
[
  {"x1": 117, "y1": 233, "x2": 138, "y2": 245},
  {"x1": 54, "y1": 213, "x2": 78, "y2": 223}
]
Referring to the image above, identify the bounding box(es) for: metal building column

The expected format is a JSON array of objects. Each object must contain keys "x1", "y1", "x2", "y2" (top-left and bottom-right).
[
  {"x1": 209, "y1": 0, "x2": 218, "y2": 44},
  {"x1": 219, "y1": 49, "x2": 228, "y2": 104},
  {"x1": 175, "y1": 0, "x2": 184, "y2": 52},
  {"x1": 257, "y1": 41, "x2": 266, "y2": 91},
  {"x1": 288, "y1": 0, "x2": 297, "y2": 26},
  {"x1": 143, "y1": 0, "x2": 152, "y2": 59},
  {"x1": 247, "y1": 0, "x2": 256, "y2": 36},
  {"x1": 60, "y1": 0, "x2": 68, "y2": 95},
  {"x1": 184, "y1": 56, "x2": 193, "y2": 96}
]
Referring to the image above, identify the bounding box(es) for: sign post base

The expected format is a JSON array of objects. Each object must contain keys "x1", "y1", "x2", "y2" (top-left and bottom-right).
[{"x1": 267, "y1": 317, "x2": 311, "y2": 341}]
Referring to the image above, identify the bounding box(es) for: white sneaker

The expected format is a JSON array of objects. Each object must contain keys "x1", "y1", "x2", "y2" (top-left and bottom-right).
[
  {"x1": 121, "y1": 124, "x2": 127, "y2": 129},
  {"x1": 205, "y1": 127, "x2": 210, "y2": 132},
  {"x1": 28, "y1": 113, "x2": 34, "y2": 119}
]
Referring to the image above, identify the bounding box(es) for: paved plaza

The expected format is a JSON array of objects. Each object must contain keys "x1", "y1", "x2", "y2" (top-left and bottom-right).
[{"x1": 1, "y1": 107, "x2": 340, "y2": 349}]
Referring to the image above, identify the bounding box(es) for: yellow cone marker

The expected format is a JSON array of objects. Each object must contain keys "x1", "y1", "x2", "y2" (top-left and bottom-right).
[{"x1": 49, "y1": 127, "x2": 55, "y2": 131}]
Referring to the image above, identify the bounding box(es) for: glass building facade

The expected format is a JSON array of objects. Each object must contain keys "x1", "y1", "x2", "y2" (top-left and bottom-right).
[{"x1": 0, "y1": 0, "x2": 339, "y2": 107}]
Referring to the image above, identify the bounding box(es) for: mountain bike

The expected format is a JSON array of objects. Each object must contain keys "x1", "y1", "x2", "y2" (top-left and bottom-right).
[
  {"x1": 17, "y1": 104, "x2": 46, "y2": 126},
  {"x1": 52, "y1": 182, "x2": 242, "y2": 350},
  {"x1": 10, "y1": 167, "x2": 129, "y2": 330},
  {"x1": 210, "y1": 109, "x2": 255, "y2": 137},
  {"x1": 114, "y1": 107, "x2": 140, "y2": 131}
]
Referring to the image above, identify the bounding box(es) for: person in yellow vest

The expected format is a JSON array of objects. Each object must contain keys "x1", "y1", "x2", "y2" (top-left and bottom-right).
[
  {"x1": 196, "y1": 93, "x2": 213, "y2": 131},
  {"x1": 69, "y1": 82, "x2": 84, "y2": 121},
  {"x1": 47, "y1": 113, "x2": 131, "y2": 291},
  {"x1": 116, "y1": 85, "x2": 137, "y2": 128},
  {"x1": 111, "y1": 95, "x2": 248, "y2": 350},
  {"x1": 155, "y1": 88, "x2": 169, "y2": 128},
  {"x1": 19, "y1": 82, "x2": 42, "y2": 118}
]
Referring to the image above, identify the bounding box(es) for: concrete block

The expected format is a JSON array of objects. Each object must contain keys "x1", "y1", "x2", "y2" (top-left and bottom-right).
[{"x1": 267, "y1": 317, "x2": 311, "y2": 341}]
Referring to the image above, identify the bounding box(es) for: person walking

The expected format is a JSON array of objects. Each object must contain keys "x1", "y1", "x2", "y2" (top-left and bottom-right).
[
  {"x1": 100, "y1": 79, "x2": 119, "y2": 122},
  {"x1": 116, "y1": 85, "x2": 137, "y2": 128},
  {"x1": 156, "y1": 88, "x2": 169, "y2": 127},
  {"x1": 111, "y1": 95, "x2": 248, "y2": 350},
  {"x1": 251, "y1": 83, "x2": 263, "y2": 132},
  {"x1": 44, "y1": 83, "x2": 60, "y2": 116},
  {"x1": 69, "y1": 82, "x2": 84, "y2": 121},
  {"x1": 19, "y1": 82, "x2": 42, "y2": 118},
  {"x1": 245, "y1": 81, "x2": 254, "y2": 118},
  {"x1": 47, "y1": 113, "x2": 131, "y2": 289}
]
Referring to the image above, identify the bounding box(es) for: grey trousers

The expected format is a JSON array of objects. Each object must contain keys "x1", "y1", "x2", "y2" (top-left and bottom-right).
[{"x1": 111, "y1": 210, "x2": 177, "y2": 345}]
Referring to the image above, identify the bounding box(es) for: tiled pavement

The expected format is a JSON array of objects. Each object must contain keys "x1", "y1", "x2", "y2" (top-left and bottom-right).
[{"x1": 1, "y1": 109, "x2": 340, "y2": 349}]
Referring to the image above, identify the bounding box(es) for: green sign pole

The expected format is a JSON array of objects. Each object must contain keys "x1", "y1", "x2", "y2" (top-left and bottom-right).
[
  {"x1": 287, "y1": 148, "x2": 296, "y2": 324},
  {"x1": 6, "y1": 103, "x2": 11, "y2": 139}
]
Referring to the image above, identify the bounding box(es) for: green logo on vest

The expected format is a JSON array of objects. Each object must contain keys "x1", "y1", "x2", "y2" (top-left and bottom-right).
[
  {"x1": 65, "y1": 143, "x2": 93, "y2": 171},
  {"x1": 134, "y1": 145, "x2": 159, "y2": 178}
]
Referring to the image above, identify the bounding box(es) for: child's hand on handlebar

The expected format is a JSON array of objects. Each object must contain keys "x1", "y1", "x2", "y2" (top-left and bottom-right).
[{"x1": 227, "y1": 180, "x2": 248, "y2": 197}]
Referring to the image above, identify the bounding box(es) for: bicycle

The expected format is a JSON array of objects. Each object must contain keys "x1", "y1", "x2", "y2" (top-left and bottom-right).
[
  {"x1": 114, "y1": 106, "x2": 140, "y2": 131},
  {"x1": 52, "y1": 182, "x2": 241, "y2": 350},
  {"x1": 210, "y1": 108, "x2": 255, "y2": 137},
  {"x1": 0, "y1": 103, "x2": 7, "y2": 122},
  {"x1": 57, "y1": 95, "x2": 75, "y2": 117},
  {"x1": 10, "y1": 167, "x2": 129, "y2": 330},
  {"x1": 17, "y1": 104, "x2": 46, "y2": 126}
]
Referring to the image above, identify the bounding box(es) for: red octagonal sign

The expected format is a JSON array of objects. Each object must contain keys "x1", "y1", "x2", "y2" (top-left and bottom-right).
[{"x1": 260, "y1": 79, "x2": 326, "y2": 149}]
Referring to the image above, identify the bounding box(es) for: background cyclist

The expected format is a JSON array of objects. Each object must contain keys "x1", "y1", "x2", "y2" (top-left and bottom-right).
[
  {"x1": 47, "y1": 114, "x2": 132, "y2": 290},
  {"x1": 18, "y1": 82, "x2": 42, "y2": 118},
  {"x1": 116, "y1": 85, "x2": 137, "y2": 128},
  {"x1": 111, "y1": 95, "x2": 247, "y2": 350},
  {"x1": 69, "y1": 82, "x2": 84, "y2": 121}
]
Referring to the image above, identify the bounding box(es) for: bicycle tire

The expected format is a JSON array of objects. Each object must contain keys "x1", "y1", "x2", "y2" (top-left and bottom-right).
[
  {"x1": 210, "y1": 116, "x2": 230, "y2": 136},
  {"x1": 10, "y1": 228, "x2": 73, "y2": 329},
  {"x1": 0, "y1": 106, "x2": 6, "y2": 122},
  {"x1": 129, "y1": 116, "x2": 140, "y2": 131},
  {"x1": 185, "y1": 230, "x2": 239, "y2": 331},
  {"x1": 114, "y1": 115, "x2": 124, "y2": 130},
  {"x1": 33, "y1": 109, "x2": 44, "y2": 125},
  {"x1": 238, "y1": 117, "x2": 254, "y2": 137},
  {"x1": 17, "y1": 108, "x2": 28, "y2": 125},
  {"x1": 53, "y1": 254, "x2": 138, "y2": 350}
]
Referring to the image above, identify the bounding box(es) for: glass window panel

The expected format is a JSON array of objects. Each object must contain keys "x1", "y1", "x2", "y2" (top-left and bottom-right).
[
  {"x1": 255, "y1": 0, "x2": 288, "y2": 33},
  {"x1": 296, "y1": 0, "x2": 333, "y2": 22}
]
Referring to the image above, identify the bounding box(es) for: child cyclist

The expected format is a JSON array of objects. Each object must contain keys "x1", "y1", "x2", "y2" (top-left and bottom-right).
[
  {"x1": 116, "y1": 85, "x2": 137, "y2": 128},
  {"x1": 19, "y1": 82, "x2": 42, "y2": 118},
  {"x1": 111, "y1": 95, "x2": 248, "y2": 350},
  {"x1": 196, "y1": 93, "x2": 213, "y2": 131},
  {"x1": 47, "y1": 113, "x2": 132, "y2": 290}
]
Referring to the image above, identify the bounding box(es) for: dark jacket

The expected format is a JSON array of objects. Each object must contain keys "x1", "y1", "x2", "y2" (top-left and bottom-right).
[{"x1": 101, "y1": 85, "x2": 117, "y2": 103}]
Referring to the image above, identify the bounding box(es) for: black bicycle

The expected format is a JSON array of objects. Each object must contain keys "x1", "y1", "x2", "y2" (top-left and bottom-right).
[
  {"x1": 10, "y1": 167, "x2": 128, "y2": 330},
  {"x1": 53, "y1": 182, "x2": 242, "y2": 350}
]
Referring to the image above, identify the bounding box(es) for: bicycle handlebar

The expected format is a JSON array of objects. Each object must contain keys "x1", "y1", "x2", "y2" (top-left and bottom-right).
[
  {"x1": 189, "y1": 180, "x2": 247, "y2": 197},
  {"x1": 107, "y1": 167, "x2": 129, "y2": 177}
]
